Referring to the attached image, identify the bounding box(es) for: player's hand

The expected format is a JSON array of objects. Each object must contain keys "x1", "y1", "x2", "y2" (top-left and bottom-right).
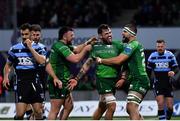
[
  {"x1": 24, "y1": 39, "x2": 32, "y2": 48},
  {"x1": 3, "y1": 78, "x2": 10, "y2": 90},
  {"x1": 67, "y1": 79, "x2": 78, "y2": 91},
  {"x1": 85, "y1": 36, "x2": 98, "y2": 45},
  {"x1": 115, "y1": 79, "x2": 125, "y2": 88},
  {"x1": 53, "y1": 78, "x2": 62, "y2": 89},
  {"x1": 84, "y1": 44, "x2": 92, "y2": 51},
  {"x1": 168, "y1": 71, "x2": 175, "y2": 77},
  {"x1": 96, "y1": 57, "x2": 102, "y2": 64}
]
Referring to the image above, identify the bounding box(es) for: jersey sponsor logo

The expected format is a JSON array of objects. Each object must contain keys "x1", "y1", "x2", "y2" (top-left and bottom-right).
[
  {"x1": 107, "y1": 45, "x2": 112, "y2": 48},
  {"x1": 124, "y1": 46, "x2": 132, "y2": 54},
  {"x1": 155, "y1": 62, "x2": 169, "y2": 68},
  {"x1": 18, "y1": 57, "x2": 33, "y2": 65}
]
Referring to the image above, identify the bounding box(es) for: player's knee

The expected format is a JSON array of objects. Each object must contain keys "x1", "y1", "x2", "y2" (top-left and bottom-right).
[
  {"x1": 126, "y1": 93, "x2": 142, "y2": 114},
  {"x1": 107, "y1": 102, "x2": 116, "y2": 112},
  {"x1": 65, "y1": 103, "x2": 74, "y2": 111},
  {"x1": 34, "y1": 109, "x2": 43, "y2": 117}
]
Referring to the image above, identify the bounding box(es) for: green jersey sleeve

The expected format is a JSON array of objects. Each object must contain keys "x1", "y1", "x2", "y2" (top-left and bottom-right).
[
  {"x1": 122, "y1": 41, "x2": 138, "y2": 57},
  {"x1": 55, "y1": 42, "x2": 73, "y2": 57}
]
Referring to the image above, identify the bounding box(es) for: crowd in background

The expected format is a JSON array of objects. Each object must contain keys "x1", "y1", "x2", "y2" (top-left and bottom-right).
[
  {"x1": 0, "y1": 0, "x2": 180, "y2": 29},
  {"x1": 132, "y1": 0, "x2": 180, "y2": 26}
]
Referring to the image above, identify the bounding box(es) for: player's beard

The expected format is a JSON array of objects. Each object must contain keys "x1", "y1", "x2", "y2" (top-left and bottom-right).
[
  {"x1": 122, "y1": 36, "x2": 129, "y2": 43},
  {"x1": 67, "y1": 41, "x2": 72, "y2": 45},
  {"x1": 102, "y1": 38, "x2": 112, "y2": 45}
]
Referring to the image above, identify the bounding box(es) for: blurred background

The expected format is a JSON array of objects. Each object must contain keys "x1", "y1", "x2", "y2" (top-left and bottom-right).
[
  {"x1": 0, "y1": 0, "x2": 180, "y2": 29},
  {"x1": 0, "y1": 0, "x2": 180, "y2": 119}
]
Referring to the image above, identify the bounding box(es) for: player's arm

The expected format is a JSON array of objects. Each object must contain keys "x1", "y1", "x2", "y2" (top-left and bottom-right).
[
  {"x1": 97, "y1": 53, "x2": 129, "y2": 65},
  {"x1": 116, "y1": 64, "x2": 128, "y2": 88},
  {"x1": 168, "y1": 66, "x2": 179, "y2": 77},
  {"x1": 66, "y1": 44, "x2": 92, "y2": 63},
  {"x1": 73, "y1": 37, "x2": 97, "y2": 54},
  {"x1": 168, "y1": 54, "x2": 179, "y2": 77},
  {"x1": 25, "y1": 39, "x2": 46, "y2": 64},
  {"x1": 67, "y1": 57, "x2": 94, "y2": 90},
  {"x1": 3, "y1": 62, "x2": 12, "y2": 89},
  {"x1": 45, "y1": 60, "x2": 62, "y2": 89}
]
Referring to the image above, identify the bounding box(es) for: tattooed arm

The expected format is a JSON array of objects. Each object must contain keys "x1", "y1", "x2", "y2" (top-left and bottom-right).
[{"x1": 67, "y1": 57, "x2": 94, "y2": 90}]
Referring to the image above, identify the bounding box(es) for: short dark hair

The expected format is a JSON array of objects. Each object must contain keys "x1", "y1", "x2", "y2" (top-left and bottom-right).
[
  {"x1": 31, "y1": 24, "x2": 41, "y2": 31},
  {"x1": 156, "y1": 39, "x2": 165, "y2": 43},
  {"x1": 124, "y1": 23, "x2": 137, "y2": 34},
  {"x1": 58, "y1": 26, "x2": 73, "y2": 40},
  {"x1": 20, "y1": 23, "x2": 31, "y2": 31},
  {"x1": 97, "y1": 24, "x2": 110, "y2": 34}
]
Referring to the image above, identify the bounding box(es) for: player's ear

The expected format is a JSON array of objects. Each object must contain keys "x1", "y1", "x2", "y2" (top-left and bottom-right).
[
  {"x1": 98, "y1": 34, "x2": 102, "y2": 39},
  {"x1": 63, "y1": 33, "x2": 67, "y2": 40}
]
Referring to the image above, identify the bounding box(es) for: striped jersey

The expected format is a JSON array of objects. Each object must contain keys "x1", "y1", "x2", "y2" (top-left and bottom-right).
[{"x1": 7, "y1": 42, "x2": 46, "y2": 80}]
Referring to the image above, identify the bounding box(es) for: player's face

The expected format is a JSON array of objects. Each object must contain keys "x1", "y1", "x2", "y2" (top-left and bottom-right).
[
  {"x1": 156, "y1": 42, "x2": 166, "y2": 53},
  {"x1": 21, "y1": 29, "x2": 31, "y2": 41},
  {"x1": 64, "y1": 31, "x2": 75, "y2": 45},
  {"x1": 99, "y1": 28, "x2": 112, "y2": 44},
  {"x1": 122, "y1": 30, "x2": 131, "y2": 43},
  {"x1": 31, "y1": 31, "x2": 41, "y2": 43}
]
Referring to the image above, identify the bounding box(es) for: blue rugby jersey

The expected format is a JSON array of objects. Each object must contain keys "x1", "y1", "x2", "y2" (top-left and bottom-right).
[
  {"x1": 7, "y1": 42, "x2": 47, "y2": 80},
  {"x1": 147, "y1": 50, "x2": 178, "y2": 81}
]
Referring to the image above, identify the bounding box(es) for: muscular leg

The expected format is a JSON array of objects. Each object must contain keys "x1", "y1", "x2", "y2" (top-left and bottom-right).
[
  {"x1": 166, "y1": 97, "x2": 173, "y2": 120},
  {"x1": 25, "y1": 104, "x2": 34, "y2": 120},
  {"x1": 48, "y1": 99, "x2": 64, "y2": 120},
  {"x1": 59, "y1": 93, "x2": 74, "y2": 120},
  {"x1": 126, "y1": 91, "x2": 143, "y2": 120},
  {"x1": 32, "y1": 102, "x2": 43, "y2": 119},
  {"x1": 14, "y1": 103, "x2": 28, "y2": 120},
  {"x1": 92, "y1": 102, "x2": 107, "y2": 120},
  {"x1": 156, "y1": 95, "x2": 166, "y2": 120},
  {"x1": 105, "y1": 102, "x2": 116, "y2": 120}
]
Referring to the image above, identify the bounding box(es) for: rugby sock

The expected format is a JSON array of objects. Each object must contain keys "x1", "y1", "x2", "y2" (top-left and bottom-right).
[
  {"x1": 166, "y1": 109, "x2": 173, "y2": 120},
  {"x1": 158, "y1": 110, "x2": 166, "y2": 120}
]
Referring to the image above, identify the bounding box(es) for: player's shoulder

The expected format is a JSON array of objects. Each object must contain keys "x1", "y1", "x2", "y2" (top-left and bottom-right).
[
  {"x1": 53, "y1": 41, "x2": 65, "y2": 48},
  {"x1": 164, "y1": 50, "x2": 174, "y2": 56},
  {"x1": 150, "y1": 51, "x2": 158, "y2": 56},
  {"x1": 10, "y1": 42, "x2": 23, "y2": 50},
  {"x1": 38, "y1": 42, "x2": 46, "y2": 47}
]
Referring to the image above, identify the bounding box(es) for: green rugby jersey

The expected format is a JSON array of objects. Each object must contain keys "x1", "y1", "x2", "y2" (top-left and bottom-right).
[
  {"x1": 91, "y1": 40, "x2": 123, "y2": 78},
  {"x1": 122, "y1": 40, "x2": 147, "y2": 77},
  {"x1": 48, "y1": 41, "x2": 73, "y2": 83}
]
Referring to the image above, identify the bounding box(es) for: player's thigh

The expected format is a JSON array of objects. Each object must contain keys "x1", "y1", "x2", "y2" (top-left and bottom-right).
[
  {"x1": 166, "y1": 97, "x2": 173, "y2": 108},
  {"x1": 32, "y1": 102, "x2": 43, "y2": 113},
  {"x1": 156, "y1": 95, "x2": 165, "y2": 108},
  {"x1": 50, "y1": 99, "x2": 64, "y2": 112},
  {"x1": 16, "y1": 102, "x2": 28, "y2": 116},
  {"x1": 64, "y1": 93, "x2": 74, "y2": 108}
]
